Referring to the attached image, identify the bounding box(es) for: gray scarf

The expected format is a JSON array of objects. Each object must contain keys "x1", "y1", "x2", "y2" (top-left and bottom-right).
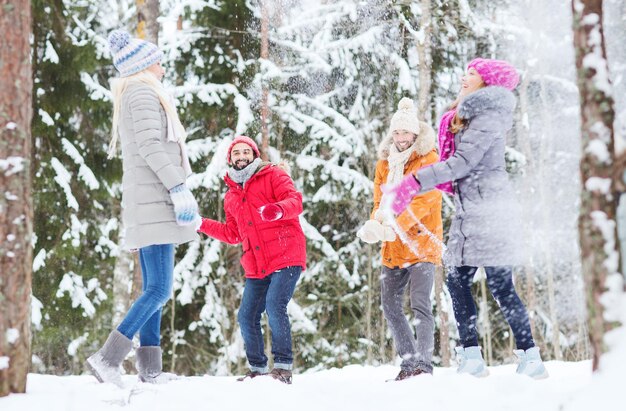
[{"x1": 228, "y1": 158, "x2": 262, "y2": 186}]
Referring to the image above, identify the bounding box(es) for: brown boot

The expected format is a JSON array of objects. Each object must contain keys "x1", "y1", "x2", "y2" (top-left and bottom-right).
[
  {"x1": 394, "y1": 368, "x2": 425, "y2": 381},
  {"x1": 236, "y1": 370, "x2": 268, "y2": 381},
  {"x1": 269, "y1": 368, "x2": 292, "y2": 384}
]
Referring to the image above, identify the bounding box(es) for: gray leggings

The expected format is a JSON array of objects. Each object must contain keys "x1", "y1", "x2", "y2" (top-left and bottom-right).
[{"x1": 381, "y1": 262, "x2": 435, "y2": 373}]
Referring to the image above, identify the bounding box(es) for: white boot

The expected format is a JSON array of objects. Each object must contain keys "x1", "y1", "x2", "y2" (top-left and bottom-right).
[
  {"x1": 455, "y1": 346, "x2": 489, "y2": 377},
  {"x1": 514, "y1": 347, "x2": 548, "y2": 379},
  {"x1": 136, "y1": 346, "x2": 180, "y2": 384},
  {"x1": 85, "y1": 330, "x2": 133, "y2": 388}
]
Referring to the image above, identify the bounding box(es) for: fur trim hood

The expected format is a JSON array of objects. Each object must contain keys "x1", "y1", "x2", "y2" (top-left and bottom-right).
[
  {"x1": 458, "y1": 86, "x2": 516, "y2": 120},
  {"x1": 377, "y1": 120, "x2": 437, "y2": 160}
]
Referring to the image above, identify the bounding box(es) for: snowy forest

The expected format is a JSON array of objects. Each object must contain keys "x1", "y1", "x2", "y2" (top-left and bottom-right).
[{"x1": 1, "y1": 0, "x2": 626, "y2": 409}]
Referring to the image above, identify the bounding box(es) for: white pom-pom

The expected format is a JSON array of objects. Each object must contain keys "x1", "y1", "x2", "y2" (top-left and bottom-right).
[
  {"x1": 108, "y1": 30, "x2": 131, "y2": 53},
  {"x1": 397, "y1": 97, "x2": 414, "y2": 111}
]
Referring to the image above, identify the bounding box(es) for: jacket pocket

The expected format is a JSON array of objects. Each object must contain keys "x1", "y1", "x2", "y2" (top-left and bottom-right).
[
  {"x1": 240, "y1": 238, "x2": 257, "y2": 275},
  {"x1": 259, "y1": 225, "x2": 296, "y2": 260}
]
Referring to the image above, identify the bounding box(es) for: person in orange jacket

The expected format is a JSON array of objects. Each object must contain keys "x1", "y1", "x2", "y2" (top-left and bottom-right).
[{"x1": 358, "y1": 97, "x2": 442, "y2": 381}]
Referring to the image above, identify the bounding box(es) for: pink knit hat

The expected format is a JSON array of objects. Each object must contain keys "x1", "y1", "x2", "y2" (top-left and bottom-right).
[
  {"x1": 227, "y1": 135, "x2": 260, "y2": 163},
  {"x1": 467, "y1": 58, "x2": 519, "y2": 91}
]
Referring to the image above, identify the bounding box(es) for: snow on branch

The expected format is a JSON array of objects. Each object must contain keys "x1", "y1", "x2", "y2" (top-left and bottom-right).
[
  {"x1": 50, "y1": 157, "x2": 79, "y2": 211},
  {"x1": 299, "y1": 215, "x2": 358, "y2": 288},
  {"x1": 61, "y1": 138, "x2": 100, "y2": 190}
]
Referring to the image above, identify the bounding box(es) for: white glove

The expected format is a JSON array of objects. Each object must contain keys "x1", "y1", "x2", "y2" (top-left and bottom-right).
[
  {"x1": 169, "y1": 184, "x2": 199, "y2": 226},
  {"x1": 381, "y1": 225, "x2": 396, "y2": 242},
  {"x1": 357, "y1": 220, "x2": 385, "y2": 244}
]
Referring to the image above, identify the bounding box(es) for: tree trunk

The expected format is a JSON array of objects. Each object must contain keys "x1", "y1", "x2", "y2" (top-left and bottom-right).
[
  {"x1": 416, "y1": 0, "x2": 432, "y2": 123},
  {"x1": 136, "y1": 0, "x2": 160, "y2": 44},
  {"x1": 535, "y1": 65, "x2": 564, "y2": 361},
  {"x1": 112, "y1": 246, "x2": 133, "y2": 328},
  {"x1": 260, "y1": 0, "x2": 270, "y2": 161},
  {"x1": 516, "y1": 65, "x2": 540, "y2": 346},
  {"x1": 434, "y1": 265, "x2": 450, "y2": 366},
  {"x1": 0, "y1": 0, "x2": 33, "y2": 397},
  {"x1": 365, "y1": 247, "x2": 374, "y2": 364},
  {"x1": 478, "y1": 271, "x2": 493, "y2": 365},
  {"x1": 571, "y1": 0, "x2": 620, "y2": 371}
]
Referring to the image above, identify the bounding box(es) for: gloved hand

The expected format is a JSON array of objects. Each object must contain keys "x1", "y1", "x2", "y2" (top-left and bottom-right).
[
  {"x1": 357, "y1": 220, "x2": 384, "y2": 244},
  {"x1": 259, "y1": 203, "x2": 284, "y2": 222},
  {"x1": 382, "y1": 174, "x2": 421, "y2": 215},
  {"x1": 381, "y1": 224, "x2": 396, "y2": 242},
  {"x1": 169, "y1": 184, "x2": 199, "y2": 226}
]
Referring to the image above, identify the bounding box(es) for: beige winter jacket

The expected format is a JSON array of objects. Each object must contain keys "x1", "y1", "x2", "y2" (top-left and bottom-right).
[{"x1": 118, "y1": 83, "x2": 198, "y2": 250}]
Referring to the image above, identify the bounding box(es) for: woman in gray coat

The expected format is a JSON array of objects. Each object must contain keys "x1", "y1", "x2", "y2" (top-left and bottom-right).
[
  {"x1": 383, "y1": 58, "x2": 547, "y2": 379},
  {"x1": 85, "y1": 30, "x2": 199, "y2": 387}
]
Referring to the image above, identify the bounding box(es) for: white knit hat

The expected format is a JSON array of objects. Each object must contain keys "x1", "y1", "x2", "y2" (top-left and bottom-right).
[
  {"x1": 388, "y1": 97, "x2": 421, "y2": 137},
  {"x1": 108, "y1": 30, "x2": 163, "y2": 78}
]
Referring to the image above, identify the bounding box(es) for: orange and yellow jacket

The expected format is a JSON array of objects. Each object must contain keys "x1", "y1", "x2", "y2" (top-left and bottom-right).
[{"x1": 372, "y1": 124, "x2": 443, "y2": 268}]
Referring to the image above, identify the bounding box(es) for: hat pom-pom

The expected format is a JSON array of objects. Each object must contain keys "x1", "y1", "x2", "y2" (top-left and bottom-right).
[
  {"x1": 108, "y1": 30, "x2": 130, "y2": 53},
  {"x1": 398, "y1": 97, "x2": 414, "y2": 111}
]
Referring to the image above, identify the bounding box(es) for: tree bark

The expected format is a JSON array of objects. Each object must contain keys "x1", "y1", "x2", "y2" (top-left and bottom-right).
[
  {"x1": 260, "y1": 0, "x2": 270, "y2": 161},
  {"x1": 137, "y1": 0, "x2": 160, "y2": 44},
  {"x1": 434, "y1": 265, "x2": 450, "y2": 366},
  {"x1": 516, "y1": 69, "x2": 543, "y2": 354},
  {"x1": 0, "y1": 0, "x2": 33, "y2": 397},
  {"x1": 571, "y1": 0, "x2": 620, "y2": 371},
  {"x1": 478, "y1": 272, "x2": 493, "y2": 365},
  {"x1": 416, "y1": 0, "x2": 432, "y2": 122},
  {"x1": 537, "y1": 72, "x2": 563, "y2": 361}
]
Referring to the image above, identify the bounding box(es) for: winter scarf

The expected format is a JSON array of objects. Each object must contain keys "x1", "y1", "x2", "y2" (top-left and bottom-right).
[
  {"x1": 164, "y1": 94, "x2": 192, "y2": 177},
  {"x1": 435, "y1": 109, "x2": 457, "y2": 194},
  {"x1": 386, "y1": 142, "x2": 417, "y2": 185},
  {"x1": 228, "y1": 157, "x2": 262, "y2": 186}
]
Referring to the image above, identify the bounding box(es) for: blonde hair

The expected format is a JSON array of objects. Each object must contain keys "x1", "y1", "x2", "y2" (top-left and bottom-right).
[{"x1": 108, "y1": 71, "x2": 186, "y2": 158}]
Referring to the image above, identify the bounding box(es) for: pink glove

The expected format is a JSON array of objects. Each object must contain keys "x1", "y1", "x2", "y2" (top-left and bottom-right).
[
  {"x1": 259, "y1": 203, "x2": 284, "y2": 221},
  {"x1": 382, "y1": 174, "x2": 421, "y2": 214}
]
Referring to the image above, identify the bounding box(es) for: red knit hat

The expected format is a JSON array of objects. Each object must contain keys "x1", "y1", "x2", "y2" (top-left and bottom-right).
[
  {"x1": 467, "y1": 58, "x2": 519, "y2": 91},
  {"x1": 227, "y1": 135, "x2": 260, "y2": 163}
]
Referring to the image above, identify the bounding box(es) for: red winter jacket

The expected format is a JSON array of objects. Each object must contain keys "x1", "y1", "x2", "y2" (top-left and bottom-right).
[{"x1": 199, "y1": 164, "x2": 307, "y2": 279}]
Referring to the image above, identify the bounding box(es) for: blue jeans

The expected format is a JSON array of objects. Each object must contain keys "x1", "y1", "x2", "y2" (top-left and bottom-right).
[
  {"x1": 446, "y1": 265, "x2": 535, "y2": 351},
  {"x1": 237, "y1": 266, "x2": 301, "y2": 372},
  {"x1": 117, "y1": 244, "x2": 174, "y2": 347}
]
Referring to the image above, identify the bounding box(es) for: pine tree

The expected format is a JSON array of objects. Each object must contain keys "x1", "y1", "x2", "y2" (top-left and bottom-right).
[{"x1": 30, "y1": 0, "x2": 122, "y2": 374}]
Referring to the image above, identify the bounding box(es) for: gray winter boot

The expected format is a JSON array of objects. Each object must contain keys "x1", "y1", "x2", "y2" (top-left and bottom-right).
[
  {"x1": 136, "y1": 346, "x2": 179, "y2": 384},
  {"x1": 455, "y1": 346, "x2": 489, "y2": 377},
  {"x1": 85, "y1": 330, "x2": 133, "y2": 387},
  {"x1": 514, "y1": 346, "x2": 549, "y2": 379}
]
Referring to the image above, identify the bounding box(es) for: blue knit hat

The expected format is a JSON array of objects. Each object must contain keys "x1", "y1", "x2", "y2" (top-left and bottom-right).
[{"x1": 108, "y1": 30, "x2": 163, "y2": 77}]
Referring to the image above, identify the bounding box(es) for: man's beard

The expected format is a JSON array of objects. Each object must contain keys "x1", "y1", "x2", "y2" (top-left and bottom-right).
[
  {"x1": 233, "y1": 159, "x2": 251, "y2": 170},
  {"x1": 394, "y1": 141, "x2": 411, "y2": 152}
]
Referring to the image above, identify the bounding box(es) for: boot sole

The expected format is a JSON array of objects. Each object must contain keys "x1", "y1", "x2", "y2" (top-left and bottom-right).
[
  {"x1": 85, "y1": 358, "x2": 105, "y2": 383},
  {"x1": 85, "y1": 357, "x2": 124, "y2": 388}
]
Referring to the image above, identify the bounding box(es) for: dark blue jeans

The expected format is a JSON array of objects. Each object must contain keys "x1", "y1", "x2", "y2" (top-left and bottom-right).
[
  {"x1": 238, "y1": 266, "x2": 301, "y2": 372},
  {"x1": 117, "y1": 244, "x2": 174, "y2": 346},
  {"x1": 446, "y1": 265, "x2": 535, "y2": 351}
]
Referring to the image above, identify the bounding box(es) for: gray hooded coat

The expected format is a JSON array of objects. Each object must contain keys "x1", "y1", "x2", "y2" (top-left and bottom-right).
[
  {"x1": 118, "y1": 83, "x2": 198, "y2": 250},
  {"x1": 417, "y1": 86, "x2": 523, "y2": 267}
]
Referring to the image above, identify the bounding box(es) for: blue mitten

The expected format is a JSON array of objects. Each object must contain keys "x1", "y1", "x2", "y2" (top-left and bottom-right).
[{"x1": 169, "y1": 184, "x2": 199, "y2": 226}]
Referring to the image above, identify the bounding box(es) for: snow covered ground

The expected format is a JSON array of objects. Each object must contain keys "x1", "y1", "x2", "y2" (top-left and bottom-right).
[{"x1": 0, "y1": 360, "x2": 621, "y2": 411}]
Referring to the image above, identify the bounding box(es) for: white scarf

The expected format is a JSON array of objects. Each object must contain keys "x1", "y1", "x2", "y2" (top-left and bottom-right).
[
  {"x1": 386, "y1": 142, "x2": 415, "y2": 185},
  {"x1": 165, "y1": 94, "x2": 192, "y2": 177}
]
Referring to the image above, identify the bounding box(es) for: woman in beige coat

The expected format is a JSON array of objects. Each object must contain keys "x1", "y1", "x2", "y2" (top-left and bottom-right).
[{"x1": 85, "y1": 30, "x2": 199, "y2": 387}]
